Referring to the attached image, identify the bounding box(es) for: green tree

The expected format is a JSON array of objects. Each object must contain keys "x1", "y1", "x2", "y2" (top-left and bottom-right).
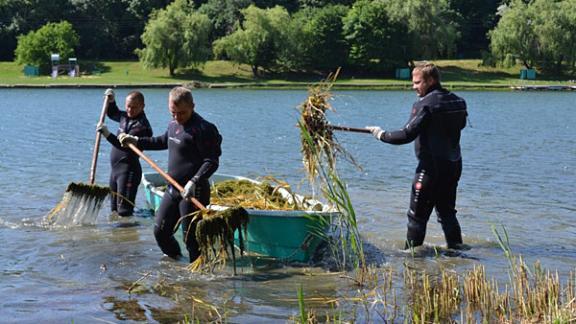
[
  {"x1": 0, "y1": 0, "x2": 75, "y2": 60},
  {"x1": 450, "y1": 0, "x2": 500, "y2": 58},
  {"x1": 213, "y1": 5, "x2": 290, "y2": 76},
  {"x1": 282, "y1": 5, "x2": 348, "y2": 72},
  {"x1": 298, "y1": 0, "x2": 354, "y2": 8},
  {"x1": 136, "y1": 0, "x2": 213, "y2": 76},
  {"x1": 490, "y1": 0, "x2": 576, "y2": 75},
  {"x1": 198, "y1": 0, "x2": 251, "y2": 39},
  {"x1": 561, "y1": 0, "x2": 576, "y2": 74},
  {"x1": 531, "y1": 0, "x2": 576, "y2": 74},
  {"x1": 342, "y1": 0, "x2": 406, "y2": 72},
  {"x1": 70, "y1": 0, "x2": 154, "y2": 59},
  {"x1": 386, "y1": 0, "x2": 460, "y2": 64},
  {"x1": 14, "y1": 21, "x2": 79, "y2": 74},
  {"x1": 489, "y1": 0, "x2": 537, "y2": 69}
]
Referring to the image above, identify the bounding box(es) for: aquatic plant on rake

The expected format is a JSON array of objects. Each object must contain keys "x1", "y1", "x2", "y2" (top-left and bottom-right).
[
  {"x1": 298, "y1": 70, "x2": 365, "y2": 271},
  {"x1": 45, "y1": 182, "x2": 110, "y2": 226},
  {"x1": 188, "y1": 207, "x2": 249, "y2": 274},
  {"x1": 298, "y1": 69, "x2": 359, "y2": 183}
]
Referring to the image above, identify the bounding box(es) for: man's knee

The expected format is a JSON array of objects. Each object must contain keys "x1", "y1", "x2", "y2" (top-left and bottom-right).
[{"x1": 154, "y1": 224, "x2": 170, "y2": 242}]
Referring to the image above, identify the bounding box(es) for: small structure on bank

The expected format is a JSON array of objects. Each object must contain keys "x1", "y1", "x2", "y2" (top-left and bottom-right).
[{"x1": 51, "y1": 53, "x2": 79, "y2": 78}]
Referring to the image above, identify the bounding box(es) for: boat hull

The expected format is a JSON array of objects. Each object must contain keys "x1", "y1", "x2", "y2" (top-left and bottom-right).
[{"x1": 141, "y1": 172, "x2": 334, "y2": 262}]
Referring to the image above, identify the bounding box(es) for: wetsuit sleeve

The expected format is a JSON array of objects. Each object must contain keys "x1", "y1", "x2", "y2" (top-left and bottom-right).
[
  {"x1": 380, "y1": 106, "x2": 429, "y2": 145},
  {"x1": 104, "y1": 133, "x2": 123, "y2": 149},
  {"x1": 106, "y1": 101, "x2": 122, "y2": 122},
  {"x1": 193, "y1": 124, "x2": 222, "y2": 181},
  {"x1": 137, "y1": 130, "x2": 168, "y2": 150},
  {"x1": 131, "y1": 119, "x2": 153, "y2": 138}
]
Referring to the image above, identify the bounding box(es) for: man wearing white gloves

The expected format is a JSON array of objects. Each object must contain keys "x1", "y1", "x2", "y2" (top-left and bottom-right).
[
  {"x1": 119, "y1": 86, "x2": 222, "y2": 263},
  {"x1": 96, "y1": 89, "x2": 153, "y2": 217},
  {"x1": 366, "y1": 62, "x2": 468, "y2": 250}
]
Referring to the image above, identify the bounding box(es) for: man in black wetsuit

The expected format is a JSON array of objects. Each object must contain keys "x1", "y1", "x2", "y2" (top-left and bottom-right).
[
  {"x1": 366, "y1": 62, "x2": 467, "y2": 250},
  {"x1": 119, "y1": 86, "x2": 222, "y2": 263},
  {"x1": 96, "y1": 89, "x2": 153, "y2": 217}
]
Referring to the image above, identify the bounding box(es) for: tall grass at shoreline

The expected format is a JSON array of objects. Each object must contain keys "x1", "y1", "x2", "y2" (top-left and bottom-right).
[{"x1": 291, "y1": 227, "x2": 576, "y2": 323}]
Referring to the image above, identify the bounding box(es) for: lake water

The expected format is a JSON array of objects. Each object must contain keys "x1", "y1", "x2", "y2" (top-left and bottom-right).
[{"x1": 0, "y1": 88, "x2": 574, "y2": 322}]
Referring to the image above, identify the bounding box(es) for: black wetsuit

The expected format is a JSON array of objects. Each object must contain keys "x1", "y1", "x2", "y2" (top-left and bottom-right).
[
  {"x1": 137, "y1": 112, "x2": 222, "y2": 262},
  {"x1": 379, "y1": 84, "x2": 467, "y2": 248},
  {"x1": 104, "y1": 101, "x2": 153, "y2": 216}
]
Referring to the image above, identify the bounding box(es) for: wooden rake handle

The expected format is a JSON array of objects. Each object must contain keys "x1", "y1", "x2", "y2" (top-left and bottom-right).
[
  {"x1": 89, "y1": 94, "x2": 111, "y2": 184},
  {"x1": 127, "y1": 143, "x2": 207, "y2": 211},
  {"x1": 328, "y1": 125, "x2": 371, "y2": 134}
]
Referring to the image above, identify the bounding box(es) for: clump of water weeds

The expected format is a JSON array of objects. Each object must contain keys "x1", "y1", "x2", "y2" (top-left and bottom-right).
[
  {"x1": 187, "y1": 207, "x2": 249, "y2": 274},
  {"x1": 298, "y1": 69, "x2": 365, "y2": 275}
]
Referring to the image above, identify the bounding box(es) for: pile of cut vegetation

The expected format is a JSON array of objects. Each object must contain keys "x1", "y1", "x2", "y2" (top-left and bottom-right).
[
  {"x1": 157, "y1": 178, "x2": 307, "y2": 211},
  {"x1": 210, "y1": 179, "x2": 301, "y2": 211}
]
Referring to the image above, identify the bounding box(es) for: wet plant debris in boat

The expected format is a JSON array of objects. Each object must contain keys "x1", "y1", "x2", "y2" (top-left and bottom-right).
[
  {"x1": 211, "y1": 178, "x2": 302, "y2": 210},
  {"x1": 159, "y1": 178, "x2": 311, "y2": 211}
]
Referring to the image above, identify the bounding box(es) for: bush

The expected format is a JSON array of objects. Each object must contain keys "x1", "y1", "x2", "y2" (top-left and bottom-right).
[{"x1": 15, "y1": 21, "x2": 79, "y2": 74}]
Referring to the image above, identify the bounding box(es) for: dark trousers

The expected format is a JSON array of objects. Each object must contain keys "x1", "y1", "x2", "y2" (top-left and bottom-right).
[
  {"x1": 109, "y1": 165, "x2": 141, "y2": 216},
  {"x1": 154, "y1": 180, "x2": 210, "y2": 262},
  {"x1": 405, "y1": 159, "x2": 463, "y2": 248}
]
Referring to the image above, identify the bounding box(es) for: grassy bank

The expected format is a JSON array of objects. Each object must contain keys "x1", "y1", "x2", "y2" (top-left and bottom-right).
[{"x1": 0, "y1": 60, "x2": 573, "y2": 90}]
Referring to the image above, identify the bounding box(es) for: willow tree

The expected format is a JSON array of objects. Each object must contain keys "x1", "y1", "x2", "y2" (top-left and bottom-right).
[
  {"x1": 490, "y1": 0, "x2": 576, "y2": 74},
  {"x1": 137, "y1": 0, "x2": 212, "y2": 76},
  {"x1": 488, "y1": 0, "x2": 538, "y2": 69},
  {"x1": 385, "y1": 0, "x2": 460, "y2": 64},
  {"x1": 213, "y1": 5, "x2": 290, "y2": 77}
]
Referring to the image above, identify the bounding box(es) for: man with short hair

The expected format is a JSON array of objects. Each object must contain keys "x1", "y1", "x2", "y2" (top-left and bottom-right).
[
  {"x1": 366, "y1": 62, "x2": 468, "y2": 250},
  {"x1": 97, "y1": 89, "x2": 153, "y2": 217},
  {"x1": 119, "y1": 86, "x2": 222, "y2": 262}
]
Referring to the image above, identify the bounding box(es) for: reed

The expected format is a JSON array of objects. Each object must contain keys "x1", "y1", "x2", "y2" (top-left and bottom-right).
[
  {"x1": 403, "y1": 266, "x2": 462, "y2": 322},
  {"x1": 298, "y1": 71, "x2": 365, "y2": 273}
]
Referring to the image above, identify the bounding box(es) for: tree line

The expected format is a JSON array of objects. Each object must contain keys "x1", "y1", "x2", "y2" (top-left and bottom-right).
[{"x1": 4, "y1": 0, "x2": 576, "y2": 76}]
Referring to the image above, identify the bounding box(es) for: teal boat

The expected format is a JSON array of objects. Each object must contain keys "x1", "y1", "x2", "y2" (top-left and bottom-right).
[{"x1": 141, "y1": 172, "x2": 336, "y2": 262}]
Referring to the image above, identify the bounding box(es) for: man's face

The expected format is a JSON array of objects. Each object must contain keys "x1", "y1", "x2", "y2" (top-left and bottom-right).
[
  {"x1": 412, "y1": 70, "x2": 434, "y2": 97},
  {"x1": 169, "y1": 97, "x2": 194, "y2": 125},
  {"x1": 125, "y1": 96, "x2": 144, "y2": 118}
]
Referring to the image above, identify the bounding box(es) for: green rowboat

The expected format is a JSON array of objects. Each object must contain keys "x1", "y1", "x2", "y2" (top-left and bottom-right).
[{"x1": 141, "y1": 172, "x2": 336, "y2": 262}]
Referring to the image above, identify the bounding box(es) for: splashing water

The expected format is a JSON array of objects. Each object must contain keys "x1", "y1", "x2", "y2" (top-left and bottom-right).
[{"x1": 44, "y1": 183, "x2": 109, "y2": 227}]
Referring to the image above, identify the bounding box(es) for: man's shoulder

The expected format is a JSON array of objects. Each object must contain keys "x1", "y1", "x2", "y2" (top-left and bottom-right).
[
  {"x1": 133, "y1": 113, "x2": 153, "y2": 130},
  {"x1": 193, "y1": 113, "x2": 219, "y2": 131},
  {"x1": 424, "y1": 88, "x2": 466, "y2": 112}
]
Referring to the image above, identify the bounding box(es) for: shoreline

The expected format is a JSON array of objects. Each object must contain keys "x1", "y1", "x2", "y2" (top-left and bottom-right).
[{"x1": 1, "y1": 82, "x2": 574, "y2": 91}]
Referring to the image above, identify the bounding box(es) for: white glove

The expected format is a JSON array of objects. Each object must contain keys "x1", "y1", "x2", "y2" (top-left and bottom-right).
[
  {"x1": 181, "y1": 178, "x2": 198, "y2": 199},
  {"x1": 104, "y1": 88, "x2": 115, "y2": 102},
  {"x1": 96, "y1": 122, "x2": 111, "y2": 137},
  {"x1": 118, "y1": 133, "x2": 138, "y2": 147},
  {"x1": 366, "y1": 126, "x2": 385, "y2": 140}
]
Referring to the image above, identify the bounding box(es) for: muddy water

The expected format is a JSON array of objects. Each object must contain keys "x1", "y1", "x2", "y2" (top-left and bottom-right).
[{"x1": 0, "y1": 88, "x2": 574, "y2": 322}]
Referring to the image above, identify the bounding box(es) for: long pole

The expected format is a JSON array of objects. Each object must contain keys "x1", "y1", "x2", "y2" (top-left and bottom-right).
[
  {"x1": 88, "y1": 95, "x2": 111, "y2": 184},
  {"x1": 328, "y1": 124, "x2": 371, "y2": 134},
  {"x1": 127, "y1": 143, "x2": 206, "y2": 211}
]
